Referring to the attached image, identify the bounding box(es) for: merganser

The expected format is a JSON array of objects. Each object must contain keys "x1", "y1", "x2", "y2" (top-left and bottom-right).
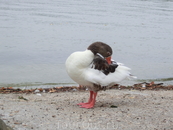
[{"x1": 65, "y1": 42, "x2": 136, "y2": 108}]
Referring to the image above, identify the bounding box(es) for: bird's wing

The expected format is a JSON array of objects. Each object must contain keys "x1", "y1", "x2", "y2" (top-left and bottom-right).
[{"x1": 91, "y1": 55, "x2": 118, "y2": 75}]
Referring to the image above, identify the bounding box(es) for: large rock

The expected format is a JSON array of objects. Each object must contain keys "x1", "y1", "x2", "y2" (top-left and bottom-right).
[{"x1": 0, "y1": 119, "x2": 13, "y2": 130}]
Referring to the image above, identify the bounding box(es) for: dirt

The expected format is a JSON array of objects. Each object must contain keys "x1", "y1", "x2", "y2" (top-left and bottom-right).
[{"x1": 1, "y1": 88, "x2": 173, "y2": 130}]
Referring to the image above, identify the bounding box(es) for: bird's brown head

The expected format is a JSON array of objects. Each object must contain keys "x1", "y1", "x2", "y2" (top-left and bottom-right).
[
  {"x1": 87, "y1": 42, "x2": 112, "y2": 57},
  {"x1": 87, "y1": 42, "x2": 113, "y2": 64}
]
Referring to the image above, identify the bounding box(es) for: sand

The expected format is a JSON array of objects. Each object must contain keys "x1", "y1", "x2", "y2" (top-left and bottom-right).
[{"x1": 0, "y1": 89, "x2": 173, "y2": 130}]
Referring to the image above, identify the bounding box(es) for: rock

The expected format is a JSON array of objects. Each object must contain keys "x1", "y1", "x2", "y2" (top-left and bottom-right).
[
  {"x1": 36, "y1": 93, "x2": 42, "y2": 96},
  {"x1": 34, "y1": 90, "x2": 40, "y2": 93},
  {"x1": 0, "y1": 119, "x2": 13, "y2": 130}
]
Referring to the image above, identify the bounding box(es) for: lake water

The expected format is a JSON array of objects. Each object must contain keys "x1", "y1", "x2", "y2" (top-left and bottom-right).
[{"x1": 0, "y1": 0, "x2": 173, "y2": 88}]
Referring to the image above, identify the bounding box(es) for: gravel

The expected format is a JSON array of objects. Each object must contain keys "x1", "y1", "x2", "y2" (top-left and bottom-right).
[{"x1": 0, "y1": 90, "x2": 173, "y2": 130}]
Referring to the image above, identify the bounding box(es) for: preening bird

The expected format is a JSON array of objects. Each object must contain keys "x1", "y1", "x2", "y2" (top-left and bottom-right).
[{"x1": 65, "y1": 42, "x2": 136, "y2": 108}]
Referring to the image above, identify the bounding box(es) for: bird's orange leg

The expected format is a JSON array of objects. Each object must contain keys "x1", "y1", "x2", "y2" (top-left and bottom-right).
[
  {"x1": 77, "y1": 91, "x2": 93, "y2": 106},
  {"x1": 80, "y1": 91, "x2": 97, "y2": 109}
]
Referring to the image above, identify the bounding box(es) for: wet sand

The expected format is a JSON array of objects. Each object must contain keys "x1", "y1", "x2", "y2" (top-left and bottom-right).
[{"x1": 1, "y1": 89, "x2": 173, "y2": 130}]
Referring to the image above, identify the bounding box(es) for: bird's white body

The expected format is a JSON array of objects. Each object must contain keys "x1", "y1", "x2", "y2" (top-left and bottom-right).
[{"x1": 65, "y1": 50, "x2": 134, "y2": 89}]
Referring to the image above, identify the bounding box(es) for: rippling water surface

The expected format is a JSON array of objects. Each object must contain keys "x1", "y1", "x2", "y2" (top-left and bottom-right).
[{"x1": 0, "y1": 0, "x2": 173, "y2": 87}]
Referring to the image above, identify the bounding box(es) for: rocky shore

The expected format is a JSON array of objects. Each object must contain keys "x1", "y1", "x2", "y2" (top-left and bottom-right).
[{"x1": 0, "y1": 83, "x2": 173, "y2": 130}]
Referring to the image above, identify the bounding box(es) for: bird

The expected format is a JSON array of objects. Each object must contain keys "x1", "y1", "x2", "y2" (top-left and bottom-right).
[{"x1": 65, "y1": 42, "x2": 136, "y2": 109}]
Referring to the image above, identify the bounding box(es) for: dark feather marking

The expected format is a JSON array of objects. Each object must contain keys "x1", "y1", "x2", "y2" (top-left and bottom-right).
[
  {"x1": 93, "y1": 84, "x2": 107, "y2": 91},
  {"x1": 91, "y1": 55, "x2": 118, "y2": 75}
]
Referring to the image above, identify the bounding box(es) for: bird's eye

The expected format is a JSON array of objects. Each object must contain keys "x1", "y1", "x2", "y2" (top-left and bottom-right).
[{"x1": 107, "y1": 52, "x2": 111, "y2": 56}]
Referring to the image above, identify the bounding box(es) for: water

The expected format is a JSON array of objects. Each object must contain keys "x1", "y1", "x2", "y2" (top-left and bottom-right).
[{"x1": 0, "y1": 0, "x2": 173, "y2": 88}]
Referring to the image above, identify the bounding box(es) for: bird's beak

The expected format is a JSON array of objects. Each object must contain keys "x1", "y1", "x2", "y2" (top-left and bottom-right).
[{"x1": 106, "y1": 56, "x2": 111, "y2": 64}]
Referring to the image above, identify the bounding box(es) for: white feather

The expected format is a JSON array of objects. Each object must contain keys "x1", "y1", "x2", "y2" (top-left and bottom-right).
[{"x1": 66, "y1": 50, "x2": 136, "y2": 87}]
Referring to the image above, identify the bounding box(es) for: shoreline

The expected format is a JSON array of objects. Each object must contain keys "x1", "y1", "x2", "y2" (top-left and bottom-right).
[
  {"x1": 1, "y1": 77, "x2": 173, "y2": 89},
  {"x1": 1, "y1": 83, "x2": 173, "y2": 130},
  {"x1": 0, "y1": 82, "x2": 173, "y2": 94}
]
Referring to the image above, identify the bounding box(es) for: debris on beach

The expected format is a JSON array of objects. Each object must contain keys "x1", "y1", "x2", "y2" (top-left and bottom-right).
[
  {"x1": 110, "y1": 105, "x2": 118, "y2": 108},
  {"x1": 18, "y1": 96, "x2": 28, "y2": 101},
  {"x1": 0, "y1": 82, "x2": 173, "y2": 94}
]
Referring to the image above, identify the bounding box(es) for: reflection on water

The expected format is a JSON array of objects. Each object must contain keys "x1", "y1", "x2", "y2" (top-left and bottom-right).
[{"x1": 0, "y1": 0, "x2": 173, "y2": 87}]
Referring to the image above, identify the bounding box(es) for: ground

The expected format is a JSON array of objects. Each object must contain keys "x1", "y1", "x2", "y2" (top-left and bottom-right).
[{"x1": 0, "y1": 89, "x2": 173, "y2": 130}]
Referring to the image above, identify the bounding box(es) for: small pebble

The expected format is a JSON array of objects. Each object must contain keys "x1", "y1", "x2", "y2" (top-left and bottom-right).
[
  {"x1": 142, "y1": 84, "x2": 146, "y2": 88},
  {"x1": 36, "y1": 93, "x2": 42, "y2": 96},
  {"x1": 34, "y1": 90, "x2": 40, "y2": 93}
]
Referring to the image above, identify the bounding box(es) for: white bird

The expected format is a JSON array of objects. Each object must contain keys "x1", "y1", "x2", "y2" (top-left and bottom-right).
[{"x1": 65, "y1": 42, "x2": 136, "y2": 108}]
